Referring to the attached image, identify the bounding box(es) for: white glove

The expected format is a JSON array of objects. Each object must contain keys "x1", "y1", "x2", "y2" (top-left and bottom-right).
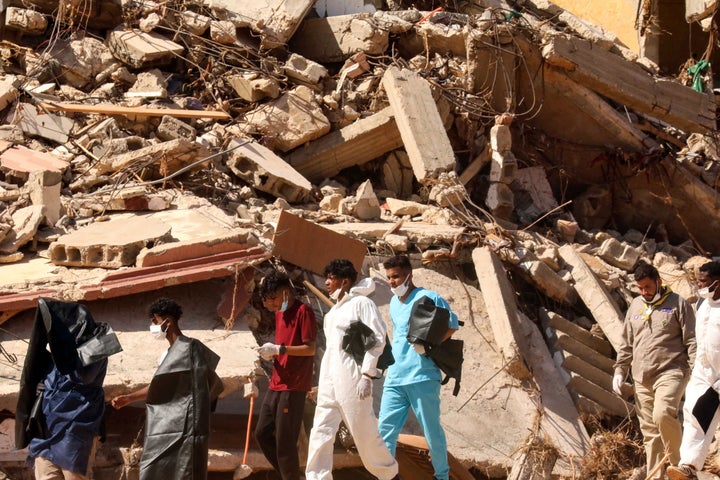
[
  {"x1": 713, "y1": 379, "x2": 720, "y2": 393},
  {"x1": 357, "y1": 376, "x2": 372, "y2": 399},
  {"x1": 612, "y1": 373, "x2": 624, "y2": 395},
  {"x1": 412, "y1": 343, "x2": 426, "y2": 355},
  {"x1": 256, "y1": 342, "x2": 280, "y2": 360}
]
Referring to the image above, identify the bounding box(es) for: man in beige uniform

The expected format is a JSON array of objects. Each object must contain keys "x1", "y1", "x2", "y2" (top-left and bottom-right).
[{"x1": 613, "y1": 262, "x2": 696, "y2": 480}]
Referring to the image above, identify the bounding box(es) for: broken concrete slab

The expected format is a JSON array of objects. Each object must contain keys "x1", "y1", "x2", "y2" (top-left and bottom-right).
[
  {"x1": 0, "y1": 144, "x2": 69, "y2": 180},
  {"x1": 0, "y1": 206, "x2": 44, "y2": 254},
  {"x1": 597, "y1": 237, "x2": 641, "y2": 271},
  {"x1": 210, "y1": 0, "x2": 315, "y2": 49},
  {"x1": 106, "y1": 28, "x2": 184, "y2": 68},
  {"x1": 244, "y1": 86, "x2": 330, "y2": 152},
  {"x1": 226, "y1": 138, "x2": 312, "y2": 203},
  {"x1": 180, "y1": 10, "x2": 211, "y2": 35},
  {"x1": 288, "y1": 107, "x2": 403, "y2": 183},
  {"x1": 89, "y1": 138, "x2": 210, "y2": 178},
  {"x1": 27, "y1": 169, "x2": 62, "y2": 226},
  {"x1": 539, "y1": 308, "x2": 613, "y2": 357},
  {"x1": 381, "y1": 150, "x2": 414, "y2": 198},
  {"x1": 46, "y1": 36, "x2": 117, "y2": 90},
  {"x1": 126, "y1": 69, "x2": 167, "y2": 98},
  {"x1": 226, "y1": 73, "x2": 280, "y2": 102},
  {"x1": 473, "y1": 246, "x2": 531, "y2": 379},
  {"x1": 272, "y1": 210, "x2": 366, "y2": 275},
  {"x1": 382, "y1": 66, "x2": 456, "y2": 182},
  {"x1": 326, "y1": 221, "x2": 464, "y2": 249},
  {"x1": 14, "y1": 102, "x2": 74, "y2": 144},
  {"x1": 514, "y1": 166, "x2": 559, "y2": 215},
  {"x1": 385, "y1": 197, "x2": 429, "y2": 216},
  {"x1": 290, "y1": 14, "x2": 390, "y2": 63},
  {"x1": 5, "y1": 7, "x2": 47, "y2": 35},
  {"x1": 520, "y1": 260, "x2": 576, "y2": 304},
  {"x1": 285, "y1": 53, "x2": 328, "y2": 85},
  {"x1": 542, "y1": 34, "x2": 716, "y2": 134},
  {"x1": 136, "y1": 235, "x2": 257, "y2": 268},
  {"x1": 49, "y1": 216, "x2": 172, "y2": 268},
  {"x1": 558, "y1": 245, "x2": 625, "y2": 351}
]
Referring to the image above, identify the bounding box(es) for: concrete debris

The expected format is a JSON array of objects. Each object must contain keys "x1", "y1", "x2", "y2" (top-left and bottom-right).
[{"x1": 0, "y1": 2, "x2": 719, "y2": 477}]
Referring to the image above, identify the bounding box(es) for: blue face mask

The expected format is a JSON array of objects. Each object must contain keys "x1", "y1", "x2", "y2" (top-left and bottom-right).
[{"x1": 279, "y1": 292, "x2": 289, "y2": 313}]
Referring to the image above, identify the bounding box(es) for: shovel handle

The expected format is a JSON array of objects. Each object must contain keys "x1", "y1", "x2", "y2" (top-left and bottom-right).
[{"x1": 242, "y1": 395, "x2": 254, "y2": 465}]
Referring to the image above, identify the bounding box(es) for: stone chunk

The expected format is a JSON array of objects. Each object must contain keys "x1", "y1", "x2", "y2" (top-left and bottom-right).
[
  {"x1": 382, "y1": 151, "x2": 414, "y2": 198},
  {"x1": 180, "y1": 11, "x2": 211, "y2": 35},
  {"x1": 385, "y1": 198, "x2": 428, "y2": 216},
  {"x1": 157, "y1": 116, "x2": 196, "y2": 142},
  {"x1": 47, "y1": 37, "x2": 117, "y2": 89},
  {"x1": 28, "y1": 169, "x2": 63, "y2": 226},
  {"x1": 490, "y1": 124, "x2": 512, "y2": 153},
  {"x1": 514, "y1": 166, "x2": 558, "y2": 214},
  {"x1": 107, "y1": 28, "x2": 184, "y2": 68},
  {"x1": 14, "y1": 103, "x2": 75, "y2": 144},
  {"x1": 597, "y1": 237, "x2": 641, "y2": 271},
  {"x1": 244, "y1": 86, "x2": 330, "y2": 152},
  {"x1": 291, "y1": 14, "x2": 389, "y2": 63},
  {"x1": 227, "y1": 73, "x2": 280, "y2": 102},
  {"x1": 210, "y1": 20, "x2": 237, "y2": 44},
  {"x1": 0, "y1": 205, "x2": 44, "y2": 254},
  {"x1": 126, "y1": 69, "x2": 167, "y2": 98},
  {"x1": 89, "y1": 139, "x2": 210, "y2": 177},
  {"x1": 382, "y1": 66, "x2": 455, "y2": 182},
  {"x1": 351, "y1": 180, "x2": 380, "y2": 220},
  {"x1": 227, "y1": 138, "x2": 311, "y2": 203},
  {"x1": 521, "y1": 260, "x2": 577, "y2": 304},
  {"x1": 486, "y1": 182, "x2": 514, "y2": 219},
  {"x1": 49, "y1": 216, "x2": 172, "y2": 268},
  {"x1": 285, "y1": 53, "x2": 328, "y2": 85},
  {"x1": 5, "y1": 7, "x2": 47, "y2": 35}
]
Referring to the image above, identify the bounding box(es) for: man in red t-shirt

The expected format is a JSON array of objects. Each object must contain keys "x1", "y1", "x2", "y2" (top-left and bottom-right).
[{"x1": 255, "y1": 271, "x2": 317, "y2": 480}]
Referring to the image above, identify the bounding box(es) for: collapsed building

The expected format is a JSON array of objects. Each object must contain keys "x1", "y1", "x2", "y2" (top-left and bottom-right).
[{"x1": 0, "y1": 0, "x2": 718, "y2": 478}]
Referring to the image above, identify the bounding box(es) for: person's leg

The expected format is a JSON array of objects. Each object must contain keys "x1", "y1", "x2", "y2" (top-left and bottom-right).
[
  {"x1": 34, "y1": 456, "x2": 67, "y2": 480},
  {"x1": 275, "y1": 391, "x2": 307, "y2": 480},
  {"x1": 653, "y1": 369, "x2": 689, "y2": 470},
  {"x1": 678, "y1": 373, "x2": 720, "y2": 469},
  {"x1": 408, "y1": 381, "x2": 449, "y2": 480},
  {"x1": 634, "y1": 379, "x2": 664, "y2": 480},
  {"x1": 62, "y1": 468, "x2": 89, "y2": 480},
  {"x1": 306, "y1": 390, "x2": 342, "y2": 480},
  {"x1": 340, "y1": 395, "x2": 399, "y2": 480},
  {"x1": 254, "y1": 390, "x2": 282, "y2": 473},
  {"x1": 378, "y1": 384, "x2": 411, "y2": 456}
]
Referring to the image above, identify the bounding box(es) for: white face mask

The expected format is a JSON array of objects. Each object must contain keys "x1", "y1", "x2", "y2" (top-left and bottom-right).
[
  {"x1": 279, "y1": 292, "x2": 289, "y2": 313},
  {"x1": 329, "y1": 288, "x2": 342, "y2": 301},
  {"x1": 391, "y1": 274, "x2": 411, "y2": 297},
  {"x1": 698, "y1": 280, "x2": 718, "y2": 300},
  {"x1": 150, "y1": 319, "x2": 168, "y2": 340}
]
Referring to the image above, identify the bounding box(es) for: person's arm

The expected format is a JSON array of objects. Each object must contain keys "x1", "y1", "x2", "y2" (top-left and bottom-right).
[
  {"x1": 613, "y1": 305, "x2": 635, "y2": 379},
  {"x1": 680, "y1": 298, "x2": 697, "y2": 369},
  {"x1": 111, "y1": 385, "x2": 149, "y2": 409},
  {"x1": 358, "y1": 299, "x2": 386, "y2": 377},
  {"x1": 285, "y1": 341, "x2": 316, "y2": 356}
]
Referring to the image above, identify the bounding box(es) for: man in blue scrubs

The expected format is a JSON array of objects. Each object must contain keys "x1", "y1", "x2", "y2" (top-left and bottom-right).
[{"x1": 379, "y1": 255, "x2": 459, "y2": 480}]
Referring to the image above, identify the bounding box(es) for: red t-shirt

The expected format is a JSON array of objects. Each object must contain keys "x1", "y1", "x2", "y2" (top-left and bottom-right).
[{"x1": 270, "y1": 300, "x2": 317, "y2": 392}]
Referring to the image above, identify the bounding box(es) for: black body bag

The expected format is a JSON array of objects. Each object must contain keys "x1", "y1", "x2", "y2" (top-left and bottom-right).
[{"x1": 342, "y1": 321, "x2": 395, "y2": 377}]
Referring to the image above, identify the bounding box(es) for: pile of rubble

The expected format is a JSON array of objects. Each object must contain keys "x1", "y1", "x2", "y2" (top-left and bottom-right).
[{"x1": 0, "y1": 0, "x2": 718, "y2": 478}]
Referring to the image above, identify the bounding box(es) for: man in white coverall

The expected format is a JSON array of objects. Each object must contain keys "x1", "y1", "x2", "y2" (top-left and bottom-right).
[
  {"x1": 668, "y1": 261, "x2": 720, "y2": 480},
  {"x1": 305, "y1": 259, "x2": 400, "y2": 480}
]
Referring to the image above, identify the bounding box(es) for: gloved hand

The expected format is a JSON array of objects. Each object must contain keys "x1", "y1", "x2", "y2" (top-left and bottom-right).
[
  {"x1": 612, "y1": 373, "x2": 624, "y2": 395},
  {"x1": 412, "y1": 343, "x2": 426, "y2": 356},
  {"x1": 357, "y1": 376, "x2": 372, "y2": 399},
  {"x1": 256, "y1": 342, "x2": 280, "y2": 360},
  {"x1": 713, "y1": 379, "x2": 720, "y2": 393}
]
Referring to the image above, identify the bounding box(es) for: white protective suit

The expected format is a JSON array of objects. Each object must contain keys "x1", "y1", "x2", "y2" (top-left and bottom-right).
[
  {"x1": 679, "y1": 296, "x2": 720, "y2": 468},
  {"x1": 305, "y1": 278, "x2": 399, "y2": 480}
]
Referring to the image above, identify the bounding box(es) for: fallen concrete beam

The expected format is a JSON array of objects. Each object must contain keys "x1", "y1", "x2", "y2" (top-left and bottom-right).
[
  {"x1": 326, "y1": 221, "x2": 464, "y2": 248},
  {"x1": 554, "y1": 331, "x2": 615, "y2": 374},
  {"x1": 542, "y1": 34, "x2": 715, "y2": 134},
  {"x1": 520, "y1": 260, "x2": 576, "y2": 304},
  {"x1": 539, "y1": 308, "x2": 613, "y2": 357},
  {"x1": 558, "y1": 244, "x2": 625, "y2": 351},
  {"x1": 561, "y1": 354, "x2": 613, "y2": 392},
  {"x1": 89, "y1": 138, "x2": 210, "y2": 177},
  {"x1": 382, "y1": 66, "x2": 456, "y2": 182},
  {"x1": 227, "y1": 138, "x2": 312, "y2": 203},
  {"x1": 40, "y1": 101, "x2": 231, "y2": 120},
  {"x1": 287, "y1": 107, "x2": 403, "y2": 183},
  {"x1": 472, "y1": 246, "x2": 531, "y2": 379},
  {"x1": 567, "y1": 373, "x2": 634, "y2": 417}
]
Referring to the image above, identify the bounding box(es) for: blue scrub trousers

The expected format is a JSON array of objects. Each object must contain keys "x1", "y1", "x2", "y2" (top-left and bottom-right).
[{"x1": 378, "y1": 380, "x2": 449, "y2": 480}]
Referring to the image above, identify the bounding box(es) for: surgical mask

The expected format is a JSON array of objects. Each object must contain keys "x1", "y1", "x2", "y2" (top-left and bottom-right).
[
  {"x1": 698, "y1": 280, "x2": 718, "y2": 300},
  {"x1": 279, "y1": 292, "x2": 289, "y2": 313},
  {"x1": 646, "y1": 282, "x2": 662, "y2": 304},
  {"x1": 329, "y1": 288, "x2": 342, "y2": 301},
  {"x1": 150, "y1": 319, "x2": 168, "y2": 340},
  {"x1": 391, "y1": 275, "x2": 411, "y2": 297}
]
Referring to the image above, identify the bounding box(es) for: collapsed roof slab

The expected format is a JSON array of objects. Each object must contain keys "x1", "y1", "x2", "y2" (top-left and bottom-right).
[
  {"x1": 325, "y1": 221, "x2": 464, "y2": 247},
  {"x1": 382, "y1": 66, "x2": 456, "y2": 182},
  {"x1": 542, "y1": 34, "x2": 716, "y2": 134},
  {"x1": 287, "y1": 107, "x2": 403, "y2": 183}
]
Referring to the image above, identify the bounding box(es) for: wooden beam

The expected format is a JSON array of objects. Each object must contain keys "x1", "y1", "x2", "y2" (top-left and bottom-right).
[{"x1": 39, "y1": 101, "x2": 231, "y2": 120}]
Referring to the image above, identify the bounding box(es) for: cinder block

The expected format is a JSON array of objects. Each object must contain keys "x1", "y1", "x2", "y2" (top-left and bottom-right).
[
  {"x1": 157, "y1": 116, "x2": 196, "y2": 142},
  {"x1": 598, "y1": 237, "x2": 641, "y2": 271},
  {"x1": 285, "y1": 53, "x2": 328, "y2": 85}
]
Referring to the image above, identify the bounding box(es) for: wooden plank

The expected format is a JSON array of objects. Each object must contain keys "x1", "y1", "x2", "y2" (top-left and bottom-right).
[
  {"x1": 459, "y1": 143, "x2": 491, "y2": 185},
  {"x1": 272, "y1": 210, "x2": 366, "y2": 275},
  {"x1": 39, "y1": 101, "x2": 231, "y2": 120},
  {"x1": 539, "y1": 308, "x2": 613, "y2": 357},
  {"x1": 382, "y1": 66, "x2": 456, "y2": 181},
  {"x1": 542, "y1": 35, "x2": 715, "y2": 134},
  {"x1": 287, "y1": 107, "x2": 403, "y2": 183}
]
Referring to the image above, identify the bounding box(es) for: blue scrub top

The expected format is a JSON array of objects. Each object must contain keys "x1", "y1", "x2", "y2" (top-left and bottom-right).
[{"x1": 384, "y1": 288, "x2": 459, "y2": 387}]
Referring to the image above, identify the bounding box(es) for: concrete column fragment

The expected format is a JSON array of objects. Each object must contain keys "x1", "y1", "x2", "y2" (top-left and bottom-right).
[
  {"x1": 28, "y1": 169, "x2": 62, "y2": 226},
  {"x1": 382, "y1": 66, "x2": 456, "y2": 182},
  {"x1": 486, "y1": 182, "x2": 514, "y2": 219},
  {"x1": 490, "y1": 124, "x2": 512, "y2": 153},
  {"x1": 226, "y1": 138, "x2": 312, "y2": 203},
  {"x1": 473, "y1": 246, "x2": 530, "y2": 379},
  {"x1": 539, "y1": 308, "x2": 613, "y2": 357},
  {"x1": 489, "y1": 150, "x2": 518, "y2": 184},
  {"x1": 558, "y1": 245, "x2": 625, "y2": 351},
  {"x1": 290, "y1": 14, "x2": 389, "y2": 62},
  {"x1": 521, "y1": 260, "x2": 576, "y2": 304},
  {"x1": 597, "y1": 237, "x2": 641, "y2": 272}
]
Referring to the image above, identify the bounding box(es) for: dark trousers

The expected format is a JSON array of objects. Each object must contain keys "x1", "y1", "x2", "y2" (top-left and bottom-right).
[{"x1": 254, "y1": 389, "x2": 307, "y2": 480}]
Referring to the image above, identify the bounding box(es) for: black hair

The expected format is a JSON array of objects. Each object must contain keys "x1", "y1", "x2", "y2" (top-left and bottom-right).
[
  {"x1": 148, "y1": 298, "x2": 183, "y2": 321},
  {"x1": 259, "y1": 271, "x2": 292, "y2": 299},
  {"x1": 634, "y1": 262, "x2": 660, "y2": 282},
  {"x1": 383, "y1": 254, "x2": 412, "y2": 271},
  {"x1": 700, "y1": 261, "x2": 720, "y2": 279},
  {"x1": 323, "y1": 259, "x2": 357, "y2": 284}
]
